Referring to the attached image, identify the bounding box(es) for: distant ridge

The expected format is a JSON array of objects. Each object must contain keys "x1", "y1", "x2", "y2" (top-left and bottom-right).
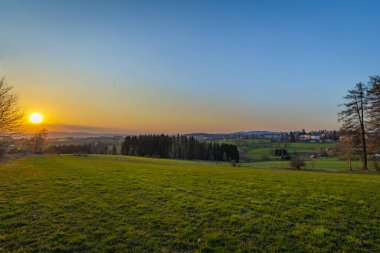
[
  {"x1": 41, "y1": 124, "x2": 134, "y2": 139},
  {"x1": 47, "y1": 132, "x2": 127, "y2": 139},
  {"x1": 185, "y1": 131, "x2": 286, "y2": 140},
  {"x1": 46, "y1": 130, "x2": 286, "y2": 139},
  {"x1": 43, "y1": 123, "x2": 288, "y2": 140}
]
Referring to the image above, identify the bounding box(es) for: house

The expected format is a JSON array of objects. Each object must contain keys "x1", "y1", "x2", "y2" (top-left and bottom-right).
[
  {"x1": 300, "y1": 134, "x2": 321, "y2": 142},
  {"x1": 310, "y1": 135, "x2": 321, "y2": 142},
  {"x1": 300, "y1": 135, "x2": 311, "y2": 141}
]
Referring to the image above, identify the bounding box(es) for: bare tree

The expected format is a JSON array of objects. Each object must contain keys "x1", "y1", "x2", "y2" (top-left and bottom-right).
[
  {"x1": 368, "y1": 76, "x2": 380, "y2": 154},
  {"x1": 339, "y1": 134, "x2": 359, "y2": 171},
  {"x1": 338, "y1": 82, "x2": 368, "y2": 170},
  {"x1": 31, "y1": 129, "x2": 48, "y2": 154},
  {"x1": 0, "y1": 78, "x2": 24, "y2": 154}
]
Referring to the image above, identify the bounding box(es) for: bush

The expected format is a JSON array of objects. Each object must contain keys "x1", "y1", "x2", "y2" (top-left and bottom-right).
[{"x1": 290, "y1": 159, "x2": 305, "y2": 170}]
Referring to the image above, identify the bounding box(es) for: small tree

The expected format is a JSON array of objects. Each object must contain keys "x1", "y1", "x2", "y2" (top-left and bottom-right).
[
  {"x1": 31, "y1": 129, "x2": 48, "y2": 154},
  {"x1": 339, "y1": 134, "x2": 359, "y2": 171}
]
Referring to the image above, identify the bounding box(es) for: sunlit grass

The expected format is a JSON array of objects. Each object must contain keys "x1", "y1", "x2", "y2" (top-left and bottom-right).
[{"x1": 1, "y1": 155, "x2": 379, "y2": 252}]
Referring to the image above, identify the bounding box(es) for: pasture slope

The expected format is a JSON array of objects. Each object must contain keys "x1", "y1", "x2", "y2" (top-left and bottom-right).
[{"x1": 1, "y1": 155, "x2": 379, "y2": 252}]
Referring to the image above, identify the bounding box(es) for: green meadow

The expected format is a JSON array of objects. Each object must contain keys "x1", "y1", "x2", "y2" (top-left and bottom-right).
[
  {"x1": 244, "y1": 157, "x2": 366, "y2": 171},
  {"x1": 1, "y1": 155, "x2": 379, "y2": 252},
  {"x1": 217, "y1": 139, "x2": 334, "y2": 161},
  {"x1": 217, "y1": 139, "x2": 370, "y2": 171}
]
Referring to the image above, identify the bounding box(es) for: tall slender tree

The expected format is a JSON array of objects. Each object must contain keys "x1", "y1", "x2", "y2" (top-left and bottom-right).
[
  {"x1": 368, "y1": 76, "x2": 380, "y2": 154},
  {"x1": 339, "y1": 82, "x2": 369, "y2": 170}
]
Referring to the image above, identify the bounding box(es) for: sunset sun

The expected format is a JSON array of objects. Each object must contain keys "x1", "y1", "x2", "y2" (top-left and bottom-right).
[{"x1": 29, "y1": 112, "x2": 43, "y2": 124}]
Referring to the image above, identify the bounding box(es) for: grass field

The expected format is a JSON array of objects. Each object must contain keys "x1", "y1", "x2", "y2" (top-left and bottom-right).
[
  {"x1": 1, "y1": 155, "x2": 380, "y2": 252},
  {"x1": 244, "y1": 157, "x2": 369, "y2": 171},
  {"x1": 218, "y1": 139, "x2": 334, "y2": 161}
]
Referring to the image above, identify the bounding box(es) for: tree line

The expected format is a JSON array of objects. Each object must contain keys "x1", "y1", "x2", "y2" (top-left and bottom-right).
[
  {"x1": 121, "y1": 134, "x2": 240, "y2": 162},
  {"x1": 45, "y1": 143, "x2": 117, "y2": 155},
  {"x1": 339, "y1": 75, "x2": 380, "y2": 171}
]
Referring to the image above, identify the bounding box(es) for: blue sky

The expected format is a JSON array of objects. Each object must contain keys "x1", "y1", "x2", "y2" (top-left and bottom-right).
[{"x1": 1, "y1": 0, "x2": 379, "y2": 133}]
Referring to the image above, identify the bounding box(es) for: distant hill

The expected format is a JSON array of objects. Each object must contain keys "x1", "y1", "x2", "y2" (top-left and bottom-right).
[
  {"x1": 185, "y1": 131, "x2": 286, "y2": 140},
  {"x1": 47, "y1": 131, "x2": 127, "y2": 139},
  {"x1": 46, "y1": 129, "x2": 285, "y2": 140},
  {"x1": 43, "y1": 124, "x2": 134, "y2": 139}
]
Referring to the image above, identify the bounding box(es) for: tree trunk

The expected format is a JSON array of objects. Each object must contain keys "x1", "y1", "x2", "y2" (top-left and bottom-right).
[
  {"x1": 359, "y1": 85, "x2": 368, "y2": 170},
  {"x1": 360, "y1": 117, "x2": 368, "y2": 170},
  {"x1": 348, "y1": 155, "x2": 352, "y2": 171}
]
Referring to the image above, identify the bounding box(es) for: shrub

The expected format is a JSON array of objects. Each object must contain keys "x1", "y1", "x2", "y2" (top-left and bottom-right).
[{"x1": 290, "y1": 159, "x2": 305, "y2": 170}]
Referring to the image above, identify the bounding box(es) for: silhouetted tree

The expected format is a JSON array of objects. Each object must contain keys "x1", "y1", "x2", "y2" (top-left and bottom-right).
[
  {"x1": 31, "y1": 129, "x2": 48, "y2": 154},
  {"x1": 368, "y1": 76, "x2": 380, "y2": 154},
  {"x1": 0, "y1": 78, "x2": 24, "y2": 156},
  {"x1": 339, "y1": 83, "x2": 369, "y2": 170}
]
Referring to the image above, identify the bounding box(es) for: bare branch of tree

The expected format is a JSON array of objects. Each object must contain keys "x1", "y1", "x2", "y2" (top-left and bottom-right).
[{"x1": 0, "y1": 78, "x2": 24, "y2": 146}]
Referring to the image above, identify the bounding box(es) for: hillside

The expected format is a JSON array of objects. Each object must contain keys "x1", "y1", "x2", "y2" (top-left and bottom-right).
[{"x1": 1, "y1": 155, "x2": 379, "y2": 252}]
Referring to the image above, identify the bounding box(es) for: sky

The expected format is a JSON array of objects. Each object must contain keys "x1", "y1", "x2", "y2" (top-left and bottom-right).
[{"x1": 1, "y1": 0, "x2": 380, "y2": 134}]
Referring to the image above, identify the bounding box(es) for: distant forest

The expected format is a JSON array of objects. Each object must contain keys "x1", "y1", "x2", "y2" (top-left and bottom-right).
[
  {"x1": 45, "y1": 142, "x2": 116, "y2": 155},
  {"x1": 122, "y1": 135, "x2": 240, "y2": 162},
  {"x1": 44, "y1": 134, "x2": 240, "y2": 162}
]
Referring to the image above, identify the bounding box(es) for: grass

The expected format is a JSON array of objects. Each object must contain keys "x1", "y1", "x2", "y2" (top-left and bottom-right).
[
  {"x1": 1, "y1": 155, "x2": 380, "y2": 252},
  {"x1": 245, "y1": 157, "x2": 369, "y2": 171},
  {"x1": 219, "y1": 139, "x2": 373, "y2": 172},
  {"x1": 218, "y1": 139, "x2": 334, "y2": 161}
]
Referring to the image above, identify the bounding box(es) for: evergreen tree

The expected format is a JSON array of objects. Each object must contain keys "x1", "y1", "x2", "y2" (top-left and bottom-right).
[{"x1": 120, "y1": 135, "x2": 239, "y2": 162}]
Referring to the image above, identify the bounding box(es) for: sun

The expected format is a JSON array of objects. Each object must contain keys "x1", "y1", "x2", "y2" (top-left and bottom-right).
[{"x1": 29, "y1": 112, "x2": 43, "y2": 124}]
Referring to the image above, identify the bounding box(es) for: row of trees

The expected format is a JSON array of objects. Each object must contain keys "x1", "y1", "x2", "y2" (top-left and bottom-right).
[
  {"x1": 121, "y1": 134, "x2": 240, "y2": 162},
  {"x1": 339, "y1": 75, "x2": 380, "y2": 170},
  {"x1": 45, "y1": 143, "x2": 117, "y2": 155}
]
